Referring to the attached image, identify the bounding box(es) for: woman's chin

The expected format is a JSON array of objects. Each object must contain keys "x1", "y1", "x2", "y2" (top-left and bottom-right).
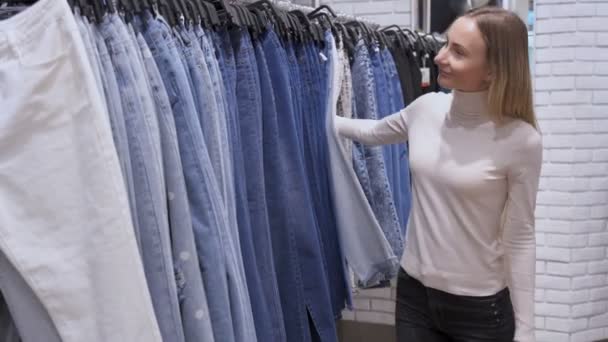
[{"x1": 437, "y1": 75, "x2": 452, "y2": 89}]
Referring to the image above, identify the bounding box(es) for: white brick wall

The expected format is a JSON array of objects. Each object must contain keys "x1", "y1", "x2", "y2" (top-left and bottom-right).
[
  {"x1": 534, "y1": 0, "x2": 608, "y2": 340},
  {"x1": 318, "y1": 0, "x2": 411, "y2": 27}
]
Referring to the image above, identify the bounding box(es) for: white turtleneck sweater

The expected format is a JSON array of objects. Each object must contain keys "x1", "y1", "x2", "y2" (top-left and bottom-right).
[{"x1": 335, "y1": 90, "x2": 542, "y2": 341}]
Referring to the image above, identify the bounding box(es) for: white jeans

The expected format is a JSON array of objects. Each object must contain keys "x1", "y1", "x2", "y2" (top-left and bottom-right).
[{"x1": 0, "y1": 0, "x2": 162, "y2": 340}]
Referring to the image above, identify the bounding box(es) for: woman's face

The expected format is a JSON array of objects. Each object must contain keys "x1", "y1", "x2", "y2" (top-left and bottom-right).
[{"x1": 434, "y1": 17, "x2": 491, "y2": 92}]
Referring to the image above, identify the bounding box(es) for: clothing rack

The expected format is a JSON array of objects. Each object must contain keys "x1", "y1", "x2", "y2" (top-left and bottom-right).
[{"x1": 249, "y1": 0, "x2": 381, "y2": 29}]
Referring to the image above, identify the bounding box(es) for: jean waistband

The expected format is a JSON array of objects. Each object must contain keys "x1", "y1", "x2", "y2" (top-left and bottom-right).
[{"x1": 0, "y1": 0, "x2": 72, "y2": 50}]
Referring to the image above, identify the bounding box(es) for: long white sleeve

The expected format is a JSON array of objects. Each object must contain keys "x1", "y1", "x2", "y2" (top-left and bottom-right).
[
  {"x1": 334, "y1": 109, "x2": 409, "y2": 146},
  {"x1": 503, "y1": 132, "x2": 543, "y2": 342}
]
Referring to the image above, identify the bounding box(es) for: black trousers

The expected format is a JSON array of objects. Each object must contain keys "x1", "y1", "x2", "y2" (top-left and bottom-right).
[{"x1": 396, "y1": 268, "x2": 515, "y2": 342}]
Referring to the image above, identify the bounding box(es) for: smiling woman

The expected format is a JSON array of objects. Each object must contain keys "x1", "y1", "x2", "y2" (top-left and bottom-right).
[{"x1": 335, "y1": 6, "x2": 542, "y2": 342}]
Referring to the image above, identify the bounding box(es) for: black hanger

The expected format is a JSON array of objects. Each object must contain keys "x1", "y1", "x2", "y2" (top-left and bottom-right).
[
  {"x1": 247, "y1": 0, "x2": 288, "y2": 40},
  {"x1": 307, "y1": 4, "x2": 337, "y2": 18},
  {"x1": 202, "y1": 1, "x2": 220, "y2": 28}
]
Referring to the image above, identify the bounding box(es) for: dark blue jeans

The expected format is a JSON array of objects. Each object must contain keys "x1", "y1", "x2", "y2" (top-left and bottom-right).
[
  {"x1": 298, "y1": 38, "x2": 348, "y2": 318},
  {"x1": 230, "y1": 27, "x2": 287, "y2": 342},
  {"x1": 260, "y1": 29, "x2": 338, "y2": 342}
]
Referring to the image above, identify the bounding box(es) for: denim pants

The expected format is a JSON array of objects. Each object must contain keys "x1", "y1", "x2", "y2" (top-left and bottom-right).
[
  {"x1": 141, "y1": 13, "x2": 257, "y2": 342},
  {"x1": 92, "y1": 24, "x2": 139, "y2": 233},
  {"x1": 99, "y1": 14, "x2": 184, "y2": 342},
  {"x1": 396, "y1": 269, "x2": 515, "y2": 342},
  {"x1": 260, "y1": 29, "x2": 338, "y2": 342},
  {"x1": 0, "y1": 0, "x2": 161, "y2": 339},
  {"x1": 207, "y1": 27, "x2": 259, "y2": 342},
  {"x1": 381, "y1": 47, "x2": 411, "y2": 238},
  {"x1": 370, "y1": 45, "x2": 406, "y2": 251},
  {"x1": 134, "y1": 28, "x2": 215, "y2": 342},
  {"x1": 297, "y1": 38, "x2": 348, "y2": 318},
  {"x1": 325, "y1": 39, "x2": 398, "y2": 289},
  {"x1": 228, "y1": 28, "x2": 286, "y2": 342},
  {"x1": 351, "y1": 39, "x2": 403, "y2": 265}
]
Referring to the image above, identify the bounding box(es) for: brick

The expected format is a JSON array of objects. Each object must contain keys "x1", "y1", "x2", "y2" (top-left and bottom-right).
[
  {"x1": 548, "y1": 234, "x2": 587, "y2": 248},
  {"x1": 593, "y1": 91, "x2": 608, "y2": 104},
  {"x1": 537, "y1": 18, "x2": 577, "y2": 33},
  {"x1": 598, "y1": 33, "x2": 608, "y2": 46},
  {"x1": 572, "y1": 301, "x2": 608, "y2": 318},
  {"x1": 576, "y1": 104, "x2": 602, "y2": 118},
  {"x1": 541, "y1": 163, "x2": 573, "y2": 176},
  {"x1": 358, "y1": 287, "x2": 391, "y2": 298},
  {"x1": 590, "y1": 287, "x2": 608, "y2": 300},
  {"x1": 537, "y1": 219, "x2": 572, "y2": 233},
  {"x1": 572, "y1": 247, "x2": 606, "y2": 262},
  {"x1": 548, "y1": 206, "x2": 590, "y2": 220},
  {"x1": 536, "y1": 302, "x2": 571, "y2": 317},
  {"x1": 370, "y1": 299, "x2": 395, "y2": 313},
  {"x1": 591, "y1": 204, "x2": 608, "y2": 218},
  {"x1": 552, "y1": 32, "x2": 595, "y2": 47},
  {"x1": 535, "y1": 316, "x2": 545, "y2": 329},
  {"x1": 577, "y1": 48, "x2": 608, "y2": 61},
  {"x1": 589, "y1": 260, "x2": 608, "y2": 274},
  {"x1": 597, "y1": 2, "x2": 608, "y2": 15},
  {"x1": 536, "y1": 34, "x2": 552, "y2": 48},
  {"x1": 576, "y1": 76, "x2": 608, "y2": 89},
  {"x1": 353, "y1": 298, "x2": 371, "y2": 310},
  {"x1": 536, "y1": 48, "x2": 576, "y2": 62},
  {"x1": 355, "y1": 311, "x2": 394, "y2": 325},
  {"x1": 578, "y1": 17, "x2": 608, "y2": 31},
  {"x1": 537, "y1": 260, "x2": 547, "y2": 274},
  {"x1": 538, "y1": 246, "x2": 572, "y2": 262},
  {"x1": 536, "y1": 63, "x2": 553, "y2": 76},
  {"x1": 536, "y1": 330, "x2": 570, "y2": 342},
  {"x1": 547, "y1": 289, "x2": 590, "y2": 304},
  {"x1": 571, "y1": 328, "x2": 605, "y2": 342},
  {"x1": 341, "y1": 310, "x2": 356, "y2": 320},
  {"x1": 546, "y1": 317, "x2": 589, "y2": 332},
  {"x1": 536, "y1": 288, "x2": 546, "y2": 301},
  {"x1": 594, "y1": 120, "x2": 608, "y2": 133},
  {"x1": 592, "y1": 105, "x2": 608, "y2": 117},
  {"x1": 544, "y1": 134, "x2": 577, "y2": 148},
  {"x1": 573, "y1": 220, "x2": 606, "y2": 233},
  {"x1": 536, "y1": 274, "x2": 571, "y2": 290},
  {"x1": 538, "y1": 191, "x2": 572, "y2": 205},
  {"x1": 559, "y1": 62, "x2": 596, "y2": 77},
  {"x1": 590, "y1": 177, "x2": 608, "y2": 190},
  {"x1": 537, "y1": 104, "x2": 576, "y2": 118},
  {"x1": 596, "y1": 62, "x2": 608, "y2": 75},
  {"x1": 572, "y1": 275, "x2": 607, "y2": 289},
  {"x1": 574, "y1": 191, "x2": 607, "y2": 205},
  {"x1": 590, "y1": 313, "x2": 608, "y2": 328},
  {"x1": 550, "y1": 90, "x2": 593, "y2": 104},
  {"x1": 546, "y1": 177, "x2": 590, "y2": 192},
  {"x1": 574, "y1": 135, "x2": 608, "y2": 149},
  {"x1": 548, "y1": 261, "x2": 587, "y2": 276},
  {"x1": 352, "y1": 1, "x2": 395, "y2": 15},
  {"x1": 589, "y1": 232, "x2": 608, "y2": 246}
]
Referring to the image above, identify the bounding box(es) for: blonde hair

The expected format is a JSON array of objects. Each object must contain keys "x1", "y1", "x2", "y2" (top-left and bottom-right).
[{"x1": 464, "y1": 7, "x2": 538, "y2": 130}]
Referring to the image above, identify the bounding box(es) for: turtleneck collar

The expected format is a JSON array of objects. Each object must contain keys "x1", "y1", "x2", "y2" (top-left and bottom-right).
[{"x1": 448, "y1": 89, "x2": 491, "y2": 125}]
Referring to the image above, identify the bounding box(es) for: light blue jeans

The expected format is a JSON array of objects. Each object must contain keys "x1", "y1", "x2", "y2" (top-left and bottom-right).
[
  {"x1": 351, "y1": 39, "x2": 403, "y2": 270},
  {"x1": 99, "y1": 14, "x2": 184, "y2": 342}
]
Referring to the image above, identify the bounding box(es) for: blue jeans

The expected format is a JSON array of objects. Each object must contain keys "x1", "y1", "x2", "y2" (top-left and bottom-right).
[
  {"x1": 351, "y1": 39, "x2": 403, "y2": 275},
  {"x1": 381, "y1": 47, "x2": 411, "y2": 239},
  {"x1": 229, "y1": 28, "x2": 286, "y2": 342},
  {"x1": 141, "y1": 13, "x2": 255, "y2": 342},
  {"x1": 92, "y1": 24, "x2": 139, "y2": 234},
  {"x1": 326, "y1": 39, "x2": 398, "y2": 290},
  {"x1": 260, "y1": 29, "x2": 338, "y2": 342},
  {"x1": 298, "y1": 38, "x2": 348, "y2": 318},
  {"x1": 98, "y1": 14, "x2": 184, "y2": 342},
  {"x1": 134, "y1": 28, "x2": 215, "y2": 342}
]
